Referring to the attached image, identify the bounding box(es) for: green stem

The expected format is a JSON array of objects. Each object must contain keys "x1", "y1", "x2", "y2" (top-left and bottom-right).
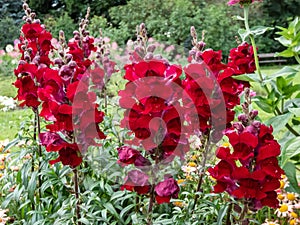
[{"x1": 244, "y1": 6, "x2": 266, "y2": 90}]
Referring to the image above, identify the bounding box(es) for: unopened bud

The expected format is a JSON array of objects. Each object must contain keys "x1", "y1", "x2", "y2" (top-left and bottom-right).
[
  {"x1": 249, "y1": 110, "x2": 258, "y2": 119},
  {"x1": 154, "y1": 54, "x2": 163, "y2": 60},
  {"x1": 23, "y1": 3, "x2": 28, "y2": 10},
  {"x1": 73, "y1": 30, "x2": 80, "y2": 36},
  {"x1": 189, "y1": 50, "x2": 196, "y2": 56},
  {"x1": 54, "y1": 58, "x2": 63, "y2": 65},
  {"x1": 146, "y1": 44, "x2": 156, "y2": 53},
  {"x1": 197, "y1": 41, "x2": 206, "y2": 51},
  {"x1": 33, "y1": 19, "x2": 40, "y2": 24},
  {"x1": 144, "y1": 52, "x2": 153, "y2": 60},
  {"x1": 26, "y1": 8, "x2": 31, "y2": 14},
  {"x1": 26, "y1": 18, "x2": 32, "y2": 24},
  {"x1": 30, "y1": 13, "x2": 36, "y2": 19},
  {"x1": 139, "y1": 23, "x2": 145, "y2": 30},
  {"x1": 65, "y1": 54, "x2": 73, "y2": 63},
  {"x1": 238, "y1": 114, "x2": 248, "y2": 122},
  {"x1": 68, "y1": 61, "x2": 77, "y2": 68},
  {"x1": 252, "y1": 120, "x2": 261, "y2": 128}
]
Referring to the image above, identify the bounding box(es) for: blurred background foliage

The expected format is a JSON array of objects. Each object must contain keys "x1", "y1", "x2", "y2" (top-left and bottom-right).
[{"x1": 0, "y1": 0, "x2": 299, "y2": 56}]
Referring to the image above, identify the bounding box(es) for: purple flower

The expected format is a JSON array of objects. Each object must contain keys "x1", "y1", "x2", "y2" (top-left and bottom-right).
[
  {"x1": 117, "y1": 146, "x2": 141, "y2": 166},
  {"x1": 121, "y1": 170, "x2": 151, "y2": 194},
  {"x1": 155, "y1": 178, "x2": 180, "y2": 204}
]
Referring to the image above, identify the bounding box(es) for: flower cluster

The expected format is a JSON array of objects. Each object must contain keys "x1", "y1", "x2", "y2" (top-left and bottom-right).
[
  {"x1": 275, "y1": 176, "x2": 300, "y2": 224},
  {"x1": 13, "y1": 4, "x2": 107, "y2": 167},
  {"x1": 117, "y1": 25, "x2": 253, "y2": 204},
  {"x1": 208, "y1": 110, "x2": 284, "y2": 209}
]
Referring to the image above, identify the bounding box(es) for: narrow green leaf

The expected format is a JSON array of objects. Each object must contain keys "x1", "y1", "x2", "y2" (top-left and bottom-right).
[
  {"x1": 265, "y1": 113, "x2": 293, "y2": 133},
  {"x1": 283, "y1": 162, "x2": 300, "y2": 194}
]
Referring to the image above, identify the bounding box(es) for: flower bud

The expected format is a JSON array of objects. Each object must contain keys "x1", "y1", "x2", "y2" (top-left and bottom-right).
[
  {"x1": 30, "y1": 12, "x2": 36, "y2": 19},
  {"x1": 54, "y1": 58, "x2": 63, "y2": 66},
  {"x1": 252, "y1": 120, "x2": 261, "y2": 128},
  {"x1": 65, "y1": 54, "x2": 73, "y2": 63},
  {"x1": 73, "y1": 30, "x2": 80, "y2": 36},
  {"x1": 144, "y1": 52, "x2": 153, "y2": 60},
  {"x1": 68, "y1": 61, "x2": 77, "y2": 69},
  {"x1": 33, "y1": 19, "x2": 40, "y2": 24},
  {"x1": 146, "y1": 44, "x2": 156, "y2": 53},
  {"x1": 249, "y1": 110, "x2": 258, "y2": 119},
  {"x1": 26, "y1": 18, "x2": 32, "y2": 24},
  {"x1": 238, "y1": 114, "x2": 248, "y2": 122},
  {"x1": 23, "y1": 3, "x2": 28, "y2": 10}
]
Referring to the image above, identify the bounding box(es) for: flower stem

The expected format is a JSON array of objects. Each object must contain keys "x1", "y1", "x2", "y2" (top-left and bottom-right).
[
  {"x1": 34, "y1": 108, "x2": 42, "y2": 199},
  {"x1": 244, "y1": 6, "x2": 265, "y2": 87},
  {"x1": 74, "y1": 168, "x2": 81, "y2": 225},
  {"x1": 192, "y1": 134, "x2": 212, "y2": 210}
]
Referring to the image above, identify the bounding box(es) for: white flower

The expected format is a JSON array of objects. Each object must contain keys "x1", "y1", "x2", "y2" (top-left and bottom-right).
[
  {"x1": 261, "y1": 219, "x2": 279, "y2": 225},
  {"x1": 5, "y1": 44, "x2": 13, "y2": 53},
  {"x1": 181, "y1": 165, "x2": 197, "y2": 174},
  {"x1": 0, "y1": 96, "x2": 17, "y2": 112},
  {"x1": 275, "y1": 202, "x2": 293, "y2": 217},
  {"x1": 188, "y1": 135, "x2": 202, "y2": 149}
]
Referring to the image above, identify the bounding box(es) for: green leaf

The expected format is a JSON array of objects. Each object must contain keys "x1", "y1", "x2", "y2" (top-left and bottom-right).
[
  {"x1": 276, "y1": 49, "x2": 294, "y2": 58},
  {"x1": 283, "y1": 162, "x2": 300, "y2": 194},
  {"x1": 289, "y1": 108, "x2": 300, "y2": 117},
  {"x1": 283, "y1": 136, "x2": 300, "y2": 159},
  {"x1": 216, "y1": 204, "x2": 229, "y2": 225},
  {"x1": 3, "y1": 137, "x2": 19, "y2": 152},
  {"x1": 275, "y1": 36, "x2": 292, "y2": 47},
  {"x1": 103, "y1": 202, "x2": 120, "y2": 220},
  {"x1": 250, "y1": 26, "x2": 273, "y2": 36},
  {"x1": 238, "y1": 28, "x2": 249, "y2": 42},
  {"x1": 265, "y1": 113, "x2": 293, "y2": 133},
  {"x1": 253, "y1": 96, "x2": 274, "y2": 113},
  {"x1": 232, "y1": 73, "x2": 260, "y2": 82},
  {"x1": 28, "y1": 171, "x2": 38, "y2": 201}
]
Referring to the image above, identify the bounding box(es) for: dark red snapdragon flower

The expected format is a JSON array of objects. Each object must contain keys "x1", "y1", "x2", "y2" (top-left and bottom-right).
[
  {"x1": 155, "y1": 177, "x2": 180, "y2": 204},
  {"x1": 121, "y1": 170, "x2": 151, "y2": 195},
  {"x1": 208, "y1": 117, "x2": 284, "y2": 209}
]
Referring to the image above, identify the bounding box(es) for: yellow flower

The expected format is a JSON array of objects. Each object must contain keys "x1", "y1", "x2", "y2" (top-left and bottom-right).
[
  {"x1": 222, "y1": 142, "x2": 230, "y2": 147},
  {"x1": 173, "y1": 201, "x2": 185, "y2": 207},
  {"x1": 188, "y1": 162, "x2": 197, "y2": 167},
  {"x1": 278, "y1": 194, "x2": 285, "y2": 200},
  {"x1": 291, "y1": 212, "x2": 298, "y2": 218},
  {"x1": 280, "y1": 180, "x2": 285, "y2": 189},
  {"x1": 186, "y1": 175, "x2": 193, "y2": 181},
  {"x1": 290, "y1": 219, "x2": 296, "y2": 225},
  {"x1": 287, "y1": 193, "x2": 297, "y2": 201},
  {"x1": 0, "y1": 173, "x2": 3, "y2": 178},
  {"x1": 177, "y1": 179, "x2": 185, "y2": 185},
  {"x1": 191, "y1": 155, "x2": 198, "y2": 161},
  {"x1": 279, "y1": 204, "x2": 288, "y2": 212},
  {"x1": 0, "y1": 164, "x2": 4, "y2": 170}
]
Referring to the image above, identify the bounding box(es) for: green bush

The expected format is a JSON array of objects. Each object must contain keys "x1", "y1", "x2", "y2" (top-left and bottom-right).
[
  {"x1": 44, "y1": 12, "x2": 77, "y2": 40},
  {"x1": 0, "y1": 17, "x2": 20, "y2": 49}
]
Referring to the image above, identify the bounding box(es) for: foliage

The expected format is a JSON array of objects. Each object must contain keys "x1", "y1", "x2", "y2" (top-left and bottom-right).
[
  {"x1": 0, "y1": 17, "x2": 20, "y2": 49},
  {"x1": 43, "y1": 12, "x2": 77, "y2": 41},
  {"x1": 0, "y1": 1, "x2": 300, "y2": 225}
]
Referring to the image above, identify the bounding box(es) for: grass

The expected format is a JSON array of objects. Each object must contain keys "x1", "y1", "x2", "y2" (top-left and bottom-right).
[
  {"x1": 0, "y1": 75, "x2": 17, "y2": 98},
  {"x1": 0, "y1": 108, "x2": 31, "y2": 140}
]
